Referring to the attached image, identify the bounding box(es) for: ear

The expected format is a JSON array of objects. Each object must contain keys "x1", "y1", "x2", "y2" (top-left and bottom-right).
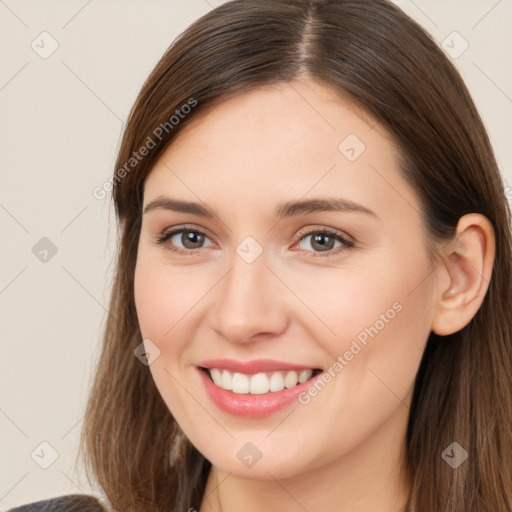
[{"x1": 431, "y1": 213, "x2": 495, "y2": 336}]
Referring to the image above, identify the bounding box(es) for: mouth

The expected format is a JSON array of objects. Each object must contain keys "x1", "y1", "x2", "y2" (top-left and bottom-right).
[{"x1": 198, "y1": 367, "x2": 323, "y2": 395}]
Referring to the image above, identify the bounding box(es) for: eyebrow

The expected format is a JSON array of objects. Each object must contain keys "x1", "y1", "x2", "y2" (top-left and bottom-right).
[{"x1": 143, "y1": 196, "x2": 379, "y2": 221}]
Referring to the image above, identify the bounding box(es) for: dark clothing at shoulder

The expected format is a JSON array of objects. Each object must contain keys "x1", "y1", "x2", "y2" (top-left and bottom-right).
[{"x1": 7, "y1": 494, "x2": 106, "y2": 512}]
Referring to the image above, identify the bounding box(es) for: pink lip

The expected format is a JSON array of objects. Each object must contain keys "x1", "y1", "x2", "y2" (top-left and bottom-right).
[
  {"x1": 197, "y1": 358, "x2": 318, "y2": 374},
  {"x1": 197, "y1": 366, "x2": 322, "y2": 418}
]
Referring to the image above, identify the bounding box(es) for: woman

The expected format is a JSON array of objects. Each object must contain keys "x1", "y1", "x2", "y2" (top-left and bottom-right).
[{"x1": 10, "y1": 0, "x2": 512, "y2": 510}]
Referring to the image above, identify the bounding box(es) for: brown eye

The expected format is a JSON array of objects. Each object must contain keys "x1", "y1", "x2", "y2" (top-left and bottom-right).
[
  {"x1": 308, "y1": 232, "x2": 337, "y2": 252},
  {"x1": 294, "y1": 228, "x2": 354, "y2": 258},
  {"x1": 179, "y1": 230, "x2": 206, "y2": 249},
  {"x1": 154, "y1": 227, "x2": 215, "y2": 255}
]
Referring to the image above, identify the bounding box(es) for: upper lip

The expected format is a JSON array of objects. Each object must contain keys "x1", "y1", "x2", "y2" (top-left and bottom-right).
[{"x1": 198, "y1": 358, "x2": 321, "y2": 374}]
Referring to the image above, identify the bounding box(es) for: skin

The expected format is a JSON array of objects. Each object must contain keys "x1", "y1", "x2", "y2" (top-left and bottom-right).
[{"x1": 134, "y1": 78, "x2": 495, "y2": 512}]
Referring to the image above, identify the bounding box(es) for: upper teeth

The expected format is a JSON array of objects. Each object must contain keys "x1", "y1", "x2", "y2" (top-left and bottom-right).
[{"x1": 208, "y1": 368, "x2": 313, "y2": 394}]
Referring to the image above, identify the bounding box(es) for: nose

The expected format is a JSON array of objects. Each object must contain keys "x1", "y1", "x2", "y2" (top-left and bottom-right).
[{"x1": 209, "y1": 248, "x2": 289, "y2": 345}]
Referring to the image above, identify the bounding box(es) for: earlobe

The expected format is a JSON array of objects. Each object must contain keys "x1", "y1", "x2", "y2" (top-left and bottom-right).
[{"x1": 431, "y1": 214, "x2": 495, "y2": 336}]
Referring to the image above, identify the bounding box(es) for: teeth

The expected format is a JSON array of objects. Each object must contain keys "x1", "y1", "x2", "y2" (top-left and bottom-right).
[
  {"x1": 284, "y1": 370, "x2": 298, "y2": 388},
  {"x1": 250, "y1": 373, "x2": 269, "y2": 394},
  {"x1": 298, "y1": 369, "x2": 311, "y2": 383},
  {"x1": 207, "y1": 368, "x2": 314, "y2": 394},
  {"x1": 269, "y1": 372, "x2": 284, "y2": 392},
  {"x1": 232, "y1": 372, "x2": 250, "y2": 394},
  {"x1": 221, "y1": 370, "x2": 232, "y2": 390},
  {"x1": 210, "y1": 368, "x2": 222, "y2": 386}
]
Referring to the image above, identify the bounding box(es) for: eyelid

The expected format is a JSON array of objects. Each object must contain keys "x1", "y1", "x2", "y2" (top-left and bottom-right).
[
  {"x1": 156, "y1": 223, "x2": 216, "y2": 241},
  {"x1": 294, "y1": 225, "x2": 354, "y2": 245}
]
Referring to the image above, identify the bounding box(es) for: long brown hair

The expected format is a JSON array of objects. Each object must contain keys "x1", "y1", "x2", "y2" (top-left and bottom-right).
[{"x1": 78, "y1": 1, "x2": 512, "y2": 510}]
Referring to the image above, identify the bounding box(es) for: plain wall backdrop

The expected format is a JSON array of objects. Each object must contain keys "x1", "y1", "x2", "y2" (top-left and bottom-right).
[{"x1": 1, "y1": 0, "x2": 511, "y2": 508}]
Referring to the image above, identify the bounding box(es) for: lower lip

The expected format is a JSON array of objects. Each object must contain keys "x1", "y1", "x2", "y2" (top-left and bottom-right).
[{"x1": 197, "y1": 367, "x2": 321, "y2": 418}]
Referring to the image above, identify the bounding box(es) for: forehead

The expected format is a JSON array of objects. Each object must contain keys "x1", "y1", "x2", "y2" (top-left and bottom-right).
[
  {"x1": 159, "y1": 80, "x2": 389, "y2": 168},
  {"x1": 143, "y1": 79, "x2": 419, "y2": 225}
]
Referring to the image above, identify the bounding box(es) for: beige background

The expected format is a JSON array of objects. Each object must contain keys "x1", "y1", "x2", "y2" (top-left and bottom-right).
[{"x1": 1, "y1": 0, "x2": 511, "y2": 508}]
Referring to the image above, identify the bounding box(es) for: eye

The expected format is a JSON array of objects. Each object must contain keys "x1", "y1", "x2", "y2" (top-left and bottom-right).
[
  {"x1": 292, "y1": 228, "x2": 354, "y2": 258},
  {"x1": 153, "y1": 226, "x2": 215, "y2": 255},
  {"x1": 153, "y1": 225, "x2": 355, "y2": 258}
]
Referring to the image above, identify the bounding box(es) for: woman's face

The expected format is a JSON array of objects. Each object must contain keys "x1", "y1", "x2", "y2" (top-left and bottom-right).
[{"x1": 134, "y1": 78, "x2": 437, "y2": 480}]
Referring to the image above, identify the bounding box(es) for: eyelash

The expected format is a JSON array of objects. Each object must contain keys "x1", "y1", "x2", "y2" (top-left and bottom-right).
[{"x1": 153, "y1": 225, "x2": 355, "y2": 259}]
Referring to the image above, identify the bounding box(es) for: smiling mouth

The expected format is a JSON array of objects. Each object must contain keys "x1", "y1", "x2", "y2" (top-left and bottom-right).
[{"x1": 199, "y1": 367, "x2": 323, "y2": 395}]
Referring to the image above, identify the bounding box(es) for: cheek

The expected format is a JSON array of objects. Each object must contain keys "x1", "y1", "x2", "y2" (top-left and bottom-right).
[
  {"x1": 134, "y1": 253, "x2": 206, "y2": 345},
  {"x1": 286, "y1": 247, "x2": 434, "y2": 396},
  {"x1": 287, "y1": 253, "x2": 433, "y2": 461},
  {"x1": 134, "y1": 262, "x2": 169, "y2": 341},
  {"x1": 284, "y1": 247, "x2": 432, "y2": 342},
  {"x1": 134, "y1": 253, "x2": 204, "y2": 420}
]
